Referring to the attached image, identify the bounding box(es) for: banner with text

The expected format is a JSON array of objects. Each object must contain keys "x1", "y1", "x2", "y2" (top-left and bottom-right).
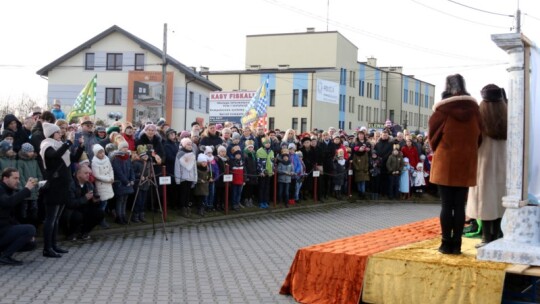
[
  {"x1": 316, "y1": 79, "x2": 339, "y2": 104},
  {"x1": 209, "y1": 91, "x2": 255, "y2": 124}
]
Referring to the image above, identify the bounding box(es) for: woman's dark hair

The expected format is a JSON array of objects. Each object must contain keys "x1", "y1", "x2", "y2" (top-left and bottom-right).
[
  {"x1": 480, "y1": 92, "x2": 508, "y2": 140},
  {"x1": 41, "y1": 111, "x2": 56, "y2": 123},
  {"x1": 442, "y1": 74, "x2": 470, "y2": 97}
]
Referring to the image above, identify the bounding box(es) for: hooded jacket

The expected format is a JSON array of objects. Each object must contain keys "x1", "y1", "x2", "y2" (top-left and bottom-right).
[{"x1": 2, "y1": 114, "x2": 29, "y2": 153}]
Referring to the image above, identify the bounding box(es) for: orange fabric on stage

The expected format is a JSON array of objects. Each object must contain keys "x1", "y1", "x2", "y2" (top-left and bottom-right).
[{"x1": 279, "y1": 217, "x2": 441, "y2": 304}]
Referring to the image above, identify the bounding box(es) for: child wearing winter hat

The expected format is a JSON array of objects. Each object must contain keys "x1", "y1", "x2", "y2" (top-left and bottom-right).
[
  {"x1": 175, "y1": 137, "x2": 198, "y2": 217},
  {"x1": 277, "y1": 149, "x2": 293, "y2": 207},
  {"x1": 16, "y1": 142, "x2": 42, "y2": 225},
  {"x1": 332, "y1": 149, "x2": 347, "y2": 200},
  {"x1": 369, "y1": 150, "x2": 382, "y2": 200},
  {"x1": 400, "y1": 157, "x2": 412, "y2": 200},
  {"x1": 412, "y1": 162, "x2": 429, "y2": 197},
  {"x1": 111, "y1": 139, "x2": 134, "y2": 224},
  {"x1": 229, "y1": 148, "x2": 245, "y2": 211},
  {"x1": 194, "y1": 153, "x2": 210, "y2": 216},
  {"x1": 91, "y1": 144, "x2": 115, "y2": 228},
  {"x1": 0, "y1": 140, "x2": 17, "y2": 170}
]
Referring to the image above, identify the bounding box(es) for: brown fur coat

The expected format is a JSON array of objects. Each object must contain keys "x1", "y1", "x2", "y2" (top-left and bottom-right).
[{"x1": 428, "y1": 95, "x2": 482, "y2": 187}]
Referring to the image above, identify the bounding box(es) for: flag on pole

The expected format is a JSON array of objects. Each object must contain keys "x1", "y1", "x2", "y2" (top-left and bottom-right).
[
  {"x1": 67, "y1": 75, "x2": 97, "y2": 122},
  {"x1": 241, "y1": 77, "x2": 269, "y2": 128}
]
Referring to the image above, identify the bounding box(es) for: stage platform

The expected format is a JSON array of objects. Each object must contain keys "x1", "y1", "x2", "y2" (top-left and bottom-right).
[{"x1": 280, "y1": 218, "x2": 511, "y2": 304}]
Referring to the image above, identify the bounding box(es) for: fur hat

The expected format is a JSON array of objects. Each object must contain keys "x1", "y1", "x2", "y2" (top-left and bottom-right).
[
  {"x1": 197, "y1": 153, "x2": 208, "y2": 163},
  {"x1": 92, "y1": 144, "x2": 104, "y2": 157},
  {"x1": 180, "y1": 131, "x2": 191, "y2": 139},
  {"x1": 232, "y1": 132, "x2": 241, "y2": 140},
  {"x1": 245, "y1": 140, "x2": 254, "y2": 149},
  {"x1": 0, "y1": 140, "x2": 12, "y2": 153},
  {"x1": 43, "y1": 122, "x2": 60, "y2": 138},
  {"x1": 481, "y1": 84, "x2": 505, "y2": 102},
  {"x1": 117, "y1": 141, "x2": 129, "y2": 150},
  {"x1": 21, "y1": 143, "x2": 34, "y2": 154},
  {"x1": 301, "y1": 137, "x2": 311, "y2": 144},
  {"x1": 204, "y1": 146, "x2": 213, "y2": 154},
  {"x1": 137, "y1": 145, "x2": 148, "y2": 156}
]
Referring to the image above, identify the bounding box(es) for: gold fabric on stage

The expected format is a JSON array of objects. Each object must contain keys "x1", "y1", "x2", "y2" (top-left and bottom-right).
[
  {"x1": 362, "y1": 238, "x2": 509, "y2": 304},
  {"x1": 279, "y1": 218, "x2": 441, "y2": 304}
]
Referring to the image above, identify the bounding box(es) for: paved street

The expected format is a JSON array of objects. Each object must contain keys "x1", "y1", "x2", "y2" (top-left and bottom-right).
[{"x1": 0, "y1": 202, "x2": 440, "y2": 304}]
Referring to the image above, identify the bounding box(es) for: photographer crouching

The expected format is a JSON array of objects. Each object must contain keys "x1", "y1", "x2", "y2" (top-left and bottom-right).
[
  {"x1": 62, "y1": 165, "x2": 104, "y2": 241},
  {"x1": 0, "y1": 168, "x2": 37, "y2": 265}
]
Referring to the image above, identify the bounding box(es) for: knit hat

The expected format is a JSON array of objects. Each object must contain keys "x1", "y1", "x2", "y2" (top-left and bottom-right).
[
  {"x1": 295, "y1": 151, "x2": 303, "y2": 158},
  {"x1": 137, "y1": 145, "x2": 148, "y2": 156},
  {"x1": 0, "y1": 140, "x2": 12, "y2": 153},
  {"x1": 233, "y1": 149, "x2": 243, "y2": 157},
  {"x1": 204, "y1": 146, "x2": 213, "y2": 154},
  {"x1": 419, "y1": 154, "x2": 426, "y2": 161},
  {"x1": 180, "y1": 131, "x2": 191, "y2": 139},
  {"x1": 197, "y1": 153, "x2": 208, "y2": 163},
  {"x1": 232, "y1": 132, "x2": 241, "y2": 140},
  {"x1": 217, "y1": 145, "x2": 227, "y2": 153},
  {"x1": 21, "y1": 143, "x2": 34, "y2": 154},
  {"x1": 118, "y1": 141, "x2": 129, "y2": 150},
  {"x1": 180, "y1": 137, "x2": 192, "y2": 148},
  {"x1": 106, "y1": 125, "x2": 121, "y2": 135},
  {"x1": 288, "y1": 143, "x2": 296, "y2": 150},
  {"x1": 262, "y1": 137, "x2": 271, "y2": 145},
  {"x1": 416, "y1": 162, "x2": 424, "y2": 169},
  {"x1": 105, "y1": 143, "x2": 117, "y2": 155},
  {"x1": 216, "y1": 123, "x2": 223, "y2": 131},
  {"x1": 79, "y1": 152, "x2": 89, "y2": 164},
  {"x1": 43, "y1": 122, "x2": 60, "y2": 138},
  {"x1": 92, "y1": 144, "x2": 104, "y2": 157},
  {"x1": 245, "y1": 140, "x2": 254, "y2": 149},
  {"x1": 166, "y1": 128, "x2": 177, "y2": 137},
  {"x1": 403, "y1": 157, "x2": 409, "y2": 163},
  {"x1": 95, "y1": 126, "x2": 106, "y2": 133},
  {"x1": 156, "y1": 118, "x2": 166, "y2": 127}
]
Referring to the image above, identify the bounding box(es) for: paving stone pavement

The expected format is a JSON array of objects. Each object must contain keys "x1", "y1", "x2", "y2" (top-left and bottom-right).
[{"x1": 0, "y1": 202, "x2": 440, "y2": 304}]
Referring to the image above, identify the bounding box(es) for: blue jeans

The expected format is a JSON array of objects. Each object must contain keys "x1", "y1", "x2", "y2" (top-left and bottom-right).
[
  {"x1": 231, "y1": 185, "x2": 243, "y2": 205},
  {"x1": 278, "y1": 182, "x2": 290, "y2": 202},
  {"x1": 357, "y1": 181, "x2": 366, "y2": 193},
  {"x1": 206, "y1": 183, "x2": 215, "y2": 208},
  {"x1": 294, "y1": 180, "x2": 303, "y2": 200}
]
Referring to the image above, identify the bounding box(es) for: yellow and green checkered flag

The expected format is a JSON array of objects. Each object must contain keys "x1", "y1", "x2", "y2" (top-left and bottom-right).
[{"x1": 67, "y1": 75, "x2": 97, "y2": 122}]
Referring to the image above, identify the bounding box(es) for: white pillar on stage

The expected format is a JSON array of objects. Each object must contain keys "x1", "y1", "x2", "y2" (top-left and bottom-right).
[{"x1": 477, "y1": 33, "x2": 540, "y2": 266}]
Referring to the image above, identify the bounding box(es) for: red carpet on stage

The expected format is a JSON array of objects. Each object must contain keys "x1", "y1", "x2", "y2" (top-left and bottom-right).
[{"x1": 279, "y1": 217, "x2": 441, "y2": 304}]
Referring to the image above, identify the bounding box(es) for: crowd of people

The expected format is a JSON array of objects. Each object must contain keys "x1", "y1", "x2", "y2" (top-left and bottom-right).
[{"x1": 0, "y1": 74, "x2": 508, "y2": 264}]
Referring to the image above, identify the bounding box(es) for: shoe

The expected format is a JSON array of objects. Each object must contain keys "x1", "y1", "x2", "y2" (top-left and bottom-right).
[
  {"x1": 0, "y1": 256, "x2": 23, "y2": 266},
  {"x1": 52, "y1": 247, "x2": 69, "y2": 254},
  {"x1": 79, "y1": 234, "x2": 90, "y2": 241},
  {"x1": 198, "y1": 207, "x2": 205, "y2": 217},
  {"x1": 67, "y1": 234, "x2": 78, "y2": 242},
  {"x1": 43, "y1": 249, "x2": 62, "y2": 258},
  {"x1": 438, "y1": 239, "x2": 453, "y2": 254},
  {"x1": 131, "y1": 214, "x2": 140, "y2": 223},
  {"x1": 100, "y1": 220, "x2": 110, "y2": 229},
  {"x1": 474, "y1": 242, "x2": 488, "y2": 249},
  {"x1": 139, "y1": 213, "x2": 147, "y2": 223}
]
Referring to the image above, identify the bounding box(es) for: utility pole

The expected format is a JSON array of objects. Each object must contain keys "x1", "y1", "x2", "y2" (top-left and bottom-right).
[
  {"x1": 161, "y1": 23, "x2": 167, "y2": 120},
  {"x1": 516, "y1": 9, "x2": 521, "y2": 33}
]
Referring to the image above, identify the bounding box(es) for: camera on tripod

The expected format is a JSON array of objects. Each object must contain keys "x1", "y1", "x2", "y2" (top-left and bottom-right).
[{"x1": 146, "y1": 144, "x2": 154, "y2": 155}]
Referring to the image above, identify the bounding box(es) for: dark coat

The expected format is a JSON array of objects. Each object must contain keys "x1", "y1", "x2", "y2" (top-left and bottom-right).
[
  {"x1": 43, "y1": 141, "x2": 83, "y2": 206},
  {"x1": 163, "y1": 139, "x2": 179, "y2": 176},
  {"x1": 243, "y1": 151, "x2": 258, "y2": 185},
  {"x1": 300, "y1": 146, "x2": 317, "y2": 173},
  {"x1": 111, "y1": 153, "x2": 135, "y2": 196},
  {"x1": 200, "y1": 133, "x2": 224, "y2": 153},
  {"x1": 2, "y1": 114, "x2": 29, "y2": 153},
  {"x1": 317, "y1": 140, "x2": 336, "y2": 172},
  {"x1": 0, "y1": 181, "x2": 31, "y2": 234},
  {"x1": 428, "y1": 95, "x2": 481, "y2": 187}
]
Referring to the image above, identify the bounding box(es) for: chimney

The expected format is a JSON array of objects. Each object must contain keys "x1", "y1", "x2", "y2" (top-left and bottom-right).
[
  {"x1": 367, "y1": 57, "x2": 377, "y2": 67},
  {"x1": 306, "y1": 27, "x2": 315, "y2": 33},
  {"x1": 199, "y1": 66, "x2": 209, "y2": 73},
  {"x1": 189, "y1": 66, "x2": 197, "y2": 72}
]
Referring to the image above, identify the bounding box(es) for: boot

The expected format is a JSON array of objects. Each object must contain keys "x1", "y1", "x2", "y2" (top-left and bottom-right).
[
  {"x1": 198, "y1": 206, "x2": 205, "y2": 217},
  {"x1": 451, "y1": 236, "x2": 462, "y2": 255},
  {"x1": 131, "y1": 213, "x2": 140, "y2": 223},
  {"x1": 139, "y1": 212, "x2": 146, "y2": 223},
  {"x1": 51, "y1": 229, "x2": 68, "y2": 254},
  {"x1": 43, "y1": 248, "x2": 62, "y2": 258},
  {"x1": 181, "y1": 207, "x2": 188, "y2": 217},
  {"x1": 438, "y1": 238, "x2": 453, "y2": 254}
]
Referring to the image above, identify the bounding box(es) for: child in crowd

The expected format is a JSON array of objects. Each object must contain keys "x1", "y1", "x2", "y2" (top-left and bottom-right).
[
  {"x1": 229, "y1": 147, "x2": 245, "y2": 211},
  {"x1": 243, "y1": 140, "x2": 257, "y2": 207},
  {"x1": 91, "y1": 144, "x2": 115, "y2": 228},
  {"x1": 412, "y1": 162, "x2": 429, "y2": 197},
  {"x1": 214, "y1": 145, "x2": 228, "y2": 211},
  {"x1": 17, "y1": 143, "x2": 42, "y2": 226},
  {"x1": 277, "y1": 149, "x2": 293, "y2": 207},
  {"x1": 175, "y1": 138, "x2": 198, "y2": 217},
  {"x1": 332, "y1": 149, "x2": 346, "y2": 200},
  {"x1": 386, "y1": 146, "x2": 403, "y2": 200},
  {"x1": 131, "y1": 145, "x2": 150, "y2": 223},
  {"x1": 294, "y1": 151, "x2": 306, "y2": 203},
  {"x1": 0, "y1": 140, "x2": 17, "y2": 171},
  {"x1": 227, "y1": 132, "x2": 242, "y2": 159},
  {"x1": 399, "y1": 157, "x2": 412, "y2": 200},
  {"x1": 111, "y1": 141, "x2": 134, "y2": 224},
  {"x1": 205, "y1": 146, "x2": 218, "y2": 211},
  {"x1": 195, "y1": 154, "x2": 210, "y2": 216},
  {"x1": 369, "y1": 150, "x2": 382, "y2": 200}
]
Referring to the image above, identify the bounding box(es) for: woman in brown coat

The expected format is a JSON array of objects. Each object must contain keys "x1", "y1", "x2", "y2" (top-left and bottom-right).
[
  {"x1": 466, "y1": 84, "x2": 507, "y2": 248},
  {"x1": 428, "y1": 74, "x2": 482, "y2": 254}
]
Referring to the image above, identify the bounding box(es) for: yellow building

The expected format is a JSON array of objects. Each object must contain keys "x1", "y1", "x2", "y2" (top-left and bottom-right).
[{"x1": 206, "y1": 30, "x2": 434, "y2": 133}]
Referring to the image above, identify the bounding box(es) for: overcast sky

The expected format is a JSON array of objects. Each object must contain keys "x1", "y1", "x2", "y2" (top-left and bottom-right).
[{"x1": 1, "y1": 0, "x2": 538, "y2": 105}]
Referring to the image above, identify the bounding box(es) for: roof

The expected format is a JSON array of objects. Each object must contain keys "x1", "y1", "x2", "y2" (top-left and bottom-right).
[{"x1": 36, "y1": 25, "x2": 221, "y2": 91}]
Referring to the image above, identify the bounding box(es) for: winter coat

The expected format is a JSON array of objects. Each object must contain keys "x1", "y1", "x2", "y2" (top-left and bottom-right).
[
  {"x1": 42, "y1": 141, "x2": 82, "y2": 206},
  {"x1": 244, "y1": 151, "x2": 258, "y2": 185},
  {"x1": 401, "y1": 145, "x2": 419, "y2": 169},
  {"x1": 67, "y1": 179, "x2": 95, "y2": 209},
  {"x1": 132, "y1": 159, "x2": 150, "y2": 191},
  {"x1": 0, "y1": 181, "x2": 31, "y2": 235},
  {"x1": 215, "y1": 156, "x2": 227, "y2": 187},
  {"x1": 136, "y1": 133, "x2": 165, "y2": 165},
  {"x1": 399, "y1": 164, "x2": 411, "y2": 193},
  {"x1": 73, "y1": 131, "x2": 100, "y2": 161},
  {"x1": 1, "y1": 114, "x2": 29, "y2": 153},
  {"x1": 256, "y1": 148, "x2": 275, "y2": 176},
  {"x1": 277, "y1": 160, "x2": 293, "y2": 184},
  {"x1": 174, "y1": 148, "x2": 197, "y2": 184},
  {"x1": 317, "y1": 140, "x2": 336, "y2": 172},
  {"x1": 0, "y1": 156, "x2": 17, "y2": 172},
  {"x1": 412, "y1": 169, "x2": 428, "y2": 187},
  {"x1": 428, "y1": 95, "x2": 481, "y2": 187},
  {"x1": 163, "y1": 139, "x2": 179, "y2": 176},
  {"x1": 386, "y1": 153, "x2": 403, "y2": 175},
  {"x1": 51, "y1": 108, "x2": 66, "y2": 120},
  {"x1": 122, "y1": 133, "x2": 136, "y2": 151},
  {"x1": 332, "y1": 159, "x2": 346, "y2": 186},
  {"x1": 91, "y1": 156, "x2": 115, "y2": 200},
  {"x1": 200, "y1": 133, "x2": 224, "y2": 152},
  {"x1": 17, "y1": 154, "x2": 43, "y2": 201},
  {"x1": 466, "y1": 136, "x2": 506, "y2": 220},
  {"x1": 369, "y1": 157, "x2": 382, "y2": 177},
  {"x1": 195, "y1": 166, "x2": 210, "y2": 196},
  {"x1": 352, "y1": 143, "x2": 370, "y2": 182},
  {"x1": 300, "y1": 146, "x2": 317, "y2": 172},
  {"x1": 230, "y1": 158, "x2": 245, "y2": 185},
  {"x1": 111, "y1": 152, "x2": 135, "y2": 196}
]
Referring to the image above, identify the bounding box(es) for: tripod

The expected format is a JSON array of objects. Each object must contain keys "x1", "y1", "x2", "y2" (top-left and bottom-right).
[{"x1": 126, "y1": 155, "x2": 168, "y2": 240}]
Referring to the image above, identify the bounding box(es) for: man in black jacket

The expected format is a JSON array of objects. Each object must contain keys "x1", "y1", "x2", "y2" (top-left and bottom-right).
[{"x1": 0, "y1": 168, "x2": 37, "y2": 265}]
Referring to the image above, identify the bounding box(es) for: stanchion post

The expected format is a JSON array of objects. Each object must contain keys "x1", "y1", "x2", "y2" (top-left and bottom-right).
[
  {"x1": 162, "y1": 166, "x2": 167, "y2": 221},
  {"x1": 348, "y1": 161, "x2": 352, "y2": 198},
  {"x1": 313, "y1": 163, "x2": 318, "y2": 202},
  {"x1": 273, "y1": 159, "x2": 277, "y2": 208},
  {"x1": 225, "y1": 164, "x2": 230, "y2": 215}
]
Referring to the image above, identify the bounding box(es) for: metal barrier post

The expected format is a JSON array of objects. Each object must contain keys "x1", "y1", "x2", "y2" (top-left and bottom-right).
[
  {"x1": 225, "y1": 164, "x2": 230, "y2": 215},
  {"x1": 162, "y1": 166, "x2": 167, "y2": 221}
]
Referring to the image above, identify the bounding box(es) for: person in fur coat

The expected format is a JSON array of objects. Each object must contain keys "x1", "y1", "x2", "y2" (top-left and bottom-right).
[
  {"x1": 91, "y1": 144, "x2": 114, "y2": 228},
  {"x1": 175, "y1": 138, "x2": 197, "y2": 217},
  {"x1": 428, "y1": 74, "x2": 482, "y2": 255}
]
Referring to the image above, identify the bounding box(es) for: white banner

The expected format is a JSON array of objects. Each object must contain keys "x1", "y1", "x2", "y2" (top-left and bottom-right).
[
  {"x1": 316, "y1": 79, "x2": 339, "y2": 104},
  {"x1": 528, "y1": 45, "x2": 540, "y2": 205},
  {"x1": 209, "y1": 91, "x2": 255, "y2": 124}
]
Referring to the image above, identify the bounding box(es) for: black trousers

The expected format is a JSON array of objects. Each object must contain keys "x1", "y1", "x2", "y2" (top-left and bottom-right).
[
  {"x1": 63, "y1": 205, "x2": 105, "y2": 236},
  {"x1": 0, "y1": 225, "x2": 35, "y2": 257},
  {"x1": 438, "y1": 185, "x2": 468, "y2": 240},
  {"x1": 258, "y1": 176, "x2": 271, "y2": 203}
]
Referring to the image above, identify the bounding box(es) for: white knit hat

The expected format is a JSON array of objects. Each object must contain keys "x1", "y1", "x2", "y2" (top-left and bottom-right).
[
  {"x1": 43, "y1": 122, "x2": 60, "y2": 138},
  {"x1": 197, "y1": 153, "x2": 208, "y2": 163},
  {"x1": 92, "y1": 144, "x2": 105, "y2": 157}
]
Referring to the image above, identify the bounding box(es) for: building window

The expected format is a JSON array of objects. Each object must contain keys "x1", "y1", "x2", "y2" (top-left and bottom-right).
[
  {"x1": 206, "y1": 97, "x2": 209, "y2": 114},
  {"x1": 382, "y1": 86, "x2": 386, "y2": 101},
  {"x1": 389, "y1": 110, "x2": 395, "y2": 123},
  {"x1": 357, "y1": 105, "x2": 361, "y2": 121},
  {"x1": 198, "y1": 95, "x2": 202, "y2": 109},
  {"x1": 106, "y1": 53, "x2": 123, "y2": 71},
  {"x1": 415, "y1": 92, "x2": 419, "y2": 106},
  {"x1": 135, "y1": 54, "x2": 145, "y2": 71},
  {"x1": 292, "y1": 118, "x2": 298, "y2": 131},
  {"x1": 349, "y1": 71, "x2": 356, "y2": 87},
  {"x1": 374, "y1": 108, "x2": 379, "y2": 122},
  {"x1": 301, "y1": 89, "x2": 308, "y2": 107},
  {"x1": 269, "y1": 89, "x2": 276, "y2": 107},
  {"x1": 367, "y1": 83, "x2": 373, "y2": 98},
  {"x1": 189, "y1": 91, "x2": 194, "y2": 109},
  {"x1": 85, "y1": 53, "x2": 95, "y2": 70},
  {"x1": 359, "y1": 80, "x2": 365, "y2": 96},
  {"x1": 348, "y1": 121, "x2": 352, "y2": 130},
  {"x1": 360, "y1": 105, "x2": 364, "y2": 121},
  {"x1": 425, "y1": 94, "x2": 429, "y2": 108},
  {"x1": 374, "y1": 84, "x2": 380, "y2": 100},
  {"x1": 105, "y1": 88, "x2": 121, "y2": 105},
  {"x1": 403, "y1": 89, "x2": 408, "y2": 103},
  {"x1": 269, "y1": 117, "x2": 275, "y2": 130},
  {"x1": 301, "y1": 118, "x2": 307, "y2": 133},
  {"x1": 292, "y1": 89, "x2": 299, "y2": 107}
]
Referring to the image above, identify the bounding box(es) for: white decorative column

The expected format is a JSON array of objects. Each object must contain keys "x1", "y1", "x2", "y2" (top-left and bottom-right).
[{"x1": 477, "y1": 33, "x2": 540, "y2": 265}]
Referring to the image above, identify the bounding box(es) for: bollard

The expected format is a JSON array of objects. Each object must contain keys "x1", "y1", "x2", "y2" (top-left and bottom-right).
[
  {"x1": 162, "y1": 166, "x2": 167, "y2": 222},
  {"x1": 225, "y1": 164, "x2": 230, "y2": 215}
]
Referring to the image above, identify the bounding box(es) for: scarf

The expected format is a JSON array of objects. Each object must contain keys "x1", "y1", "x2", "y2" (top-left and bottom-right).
[
  {"x1": 40, "y1": 138, "x2": 70, "y2": 169},
  {"x1": 256, "y1": 148, "x2": 274, "y2": 175}
]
